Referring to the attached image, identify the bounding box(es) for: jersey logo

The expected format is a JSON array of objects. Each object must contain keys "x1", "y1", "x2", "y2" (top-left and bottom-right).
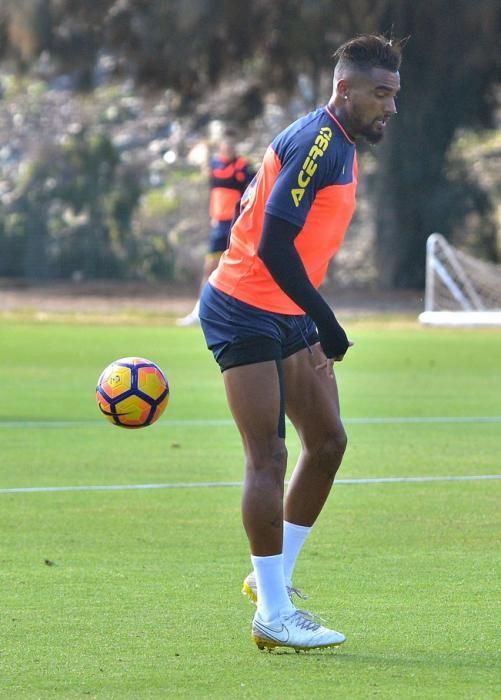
[{"x1": 291, "y1": 127, "x2": 332, "y2": 207}]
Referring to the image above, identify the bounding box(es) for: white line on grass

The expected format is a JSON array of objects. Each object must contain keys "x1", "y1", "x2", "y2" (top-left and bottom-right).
[
  {"x1": 0, "y1": 416, "x2": 500, "y2": 429},
  {"x1": 1, "y1": 474, "x2": 499, "y2": 495}
]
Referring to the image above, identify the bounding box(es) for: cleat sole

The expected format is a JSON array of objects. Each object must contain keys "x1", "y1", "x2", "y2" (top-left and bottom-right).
[{"x1": 252, "y1": 634, "x2": 345, "y2": 652}]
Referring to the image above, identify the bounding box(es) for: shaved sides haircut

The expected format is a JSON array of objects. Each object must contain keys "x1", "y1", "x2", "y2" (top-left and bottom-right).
[{"x1": 334, "y1": 34, "x2": 404, "y2": 77}]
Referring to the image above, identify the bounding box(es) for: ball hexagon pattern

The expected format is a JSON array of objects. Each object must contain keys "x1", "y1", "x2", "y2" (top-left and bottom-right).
[{"x1": 96, "y1": 357, "x2": 169, "y2": 428}]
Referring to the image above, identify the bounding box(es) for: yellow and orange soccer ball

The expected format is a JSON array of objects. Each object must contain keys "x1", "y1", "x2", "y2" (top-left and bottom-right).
[{"x1": 96, "y1": 357, "x2": 169, "y2": 428}]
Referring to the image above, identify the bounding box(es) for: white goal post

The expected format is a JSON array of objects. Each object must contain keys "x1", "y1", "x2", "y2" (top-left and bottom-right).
[{"x1": 418, "y1": 233, "x2": 501, "y2": 327}]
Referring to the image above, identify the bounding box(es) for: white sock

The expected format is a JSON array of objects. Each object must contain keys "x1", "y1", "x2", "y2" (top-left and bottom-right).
[
  {"x1": 283, "y1": 520, "x2": 312, "y2": 587},
  {"x1": 251, "y1": 553, "x2": 294, "y2": 621}
]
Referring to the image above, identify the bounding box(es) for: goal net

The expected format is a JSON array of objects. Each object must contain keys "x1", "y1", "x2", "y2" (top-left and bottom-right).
[{"x1": 419, "y1": 233, "x2": 501, "y2": 326}]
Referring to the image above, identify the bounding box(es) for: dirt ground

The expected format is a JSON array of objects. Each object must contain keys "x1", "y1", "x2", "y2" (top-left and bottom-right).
[{"x1": 0, "y1": 279, "x2": 424, "y2": 318}]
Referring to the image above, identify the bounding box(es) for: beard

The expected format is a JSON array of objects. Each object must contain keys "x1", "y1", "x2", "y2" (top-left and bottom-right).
[{"x1": 361, "y1": 120, "x2": 385, "y2": 145}]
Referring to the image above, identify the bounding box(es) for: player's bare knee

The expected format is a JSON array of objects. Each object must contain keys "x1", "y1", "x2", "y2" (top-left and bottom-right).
[
  {"x1": 334, "y1": 425, "x2": 348, "y2": 456},
  {"x1": 309, "y1": 421, "x2": 347, "y2": 453},
  {"x1": 306, "y1": 426, "x2": 347, "y2": 477},
  {"x1": 245, "y1": 439, "x2": 288, "y2": 482},
  {"x1": 322, "y1": 432, "x2": 346, "y2": 473}
]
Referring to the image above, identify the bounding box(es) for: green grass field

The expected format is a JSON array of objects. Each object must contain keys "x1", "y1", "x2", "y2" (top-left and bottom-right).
[{"x1": 0, "y1": 317, "x2": 500, "y2": 699}]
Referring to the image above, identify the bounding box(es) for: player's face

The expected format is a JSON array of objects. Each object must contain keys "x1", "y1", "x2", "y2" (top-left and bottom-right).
[
  {"x1": 343, "y1": 67, "x2": 400, "y2": 144},
  {"x1": 219, "y1": 138, "x2": 237, "y2": 159}
]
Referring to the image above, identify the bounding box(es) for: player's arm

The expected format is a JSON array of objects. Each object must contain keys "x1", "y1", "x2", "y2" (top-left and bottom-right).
[{"x1": 257, "y1": 212, "x2": 349, "y2": 359}]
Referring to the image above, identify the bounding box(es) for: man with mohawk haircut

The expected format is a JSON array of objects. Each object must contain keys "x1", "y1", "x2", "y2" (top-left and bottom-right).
[{"x1": 200, "y1": 34, "x2": 403, "y2": 652}]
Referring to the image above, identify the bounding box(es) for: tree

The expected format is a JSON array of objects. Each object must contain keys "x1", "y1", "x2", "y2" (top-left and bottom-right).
[
  {"x1": 4, "y1": 132, "x2": 143, "y2": 280},
  {"x1": 1, "y1": 0, "x2": 499, "y2": 286},
  {"x1": 374, "y1": 0, "x2": 500, "y2": 287},
  {"x1": 0, "y1": 0, "x2": 53, "y2": 69}
]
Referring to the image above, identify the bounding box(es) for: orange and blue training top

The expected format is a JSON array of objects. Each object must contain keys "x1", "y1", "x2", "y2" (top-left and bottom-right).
[
  {"x1": 209, "y1": 155, "x2": 254, "y2": 222},
  {"x1": 209, "y1": 106, "x2": 358, "y2": 315}
]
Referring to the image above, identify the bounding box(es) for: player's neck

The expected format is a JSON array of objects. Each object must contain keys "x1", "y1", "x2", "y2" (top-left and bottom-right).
[{"x1": 326, "y1": 99, "x2": 357, "y2": 142}]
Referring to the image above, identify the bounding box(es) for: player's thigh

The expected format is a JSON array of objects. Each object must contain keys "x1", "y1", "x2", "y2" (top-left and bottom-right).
[
  {"x1": 283, "y1": 343, "x2": 344, "y2": 445},
  {"x1": 223, "y1": 360, "x2": 286, "y2": 458}
]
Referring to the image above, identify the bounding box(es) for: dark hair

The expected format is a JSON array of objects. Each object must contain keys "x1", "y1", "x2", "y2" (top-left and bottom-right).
[
  {"x1": 222, "y1": 126, "x2": 238, "y2": 140},
  {"x1": 333, "y1": 34, "x2": 405, "y2": 73}
]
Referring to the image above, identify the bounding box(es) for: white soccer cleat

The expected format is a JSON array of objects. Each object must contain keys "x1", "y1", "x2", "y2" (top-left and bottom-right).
[
  {"x1": 252, "y1": 608, "x2": 346, "y2": 651},
  {"x1": 175, "y1": 311, "x2": 200, "y2": 327},
  {"x1": 242, "y1": 571, "x2": 308, "y2": 605},
  {"x1": 242, "y1": 571, "x2": 258, "y2": 603}
]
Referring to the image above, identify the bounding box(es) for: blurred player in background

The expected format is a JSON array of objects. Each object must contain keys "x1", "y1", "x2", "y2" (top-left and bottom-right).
[
  {"x1": 199, "y1": 34, "x2": 403, "y2": 651},
  {"x1": 176, "y1": 129, "x2": 255, "y2": 326}
]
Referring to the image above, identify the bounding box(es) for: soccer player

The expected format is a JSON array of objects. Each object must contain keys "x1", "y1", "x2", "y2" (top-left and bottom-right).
[
  {"x1": 176, "y1": 129, "x2": 255, "y2": 326},
  {"x1": 199, "y1": 34, "x2": 403, "y2": 651}
]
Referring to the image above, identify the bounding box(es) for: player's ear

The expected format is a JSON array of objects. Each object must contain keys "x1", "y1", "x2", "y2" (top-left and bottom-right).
[{"x1": 336, "y1": 78, "x2": 350, "y2": 101}]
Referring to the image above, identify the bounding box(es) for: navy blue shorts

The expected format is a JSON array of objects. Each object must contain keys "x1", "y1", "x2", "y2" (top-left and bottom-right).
[
  {"x1": 199, "y1": 283, "x2": 319, "y2": 372},
  {"x1": 207, "y1": 220, "x2": 232, "y2": 254}
]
